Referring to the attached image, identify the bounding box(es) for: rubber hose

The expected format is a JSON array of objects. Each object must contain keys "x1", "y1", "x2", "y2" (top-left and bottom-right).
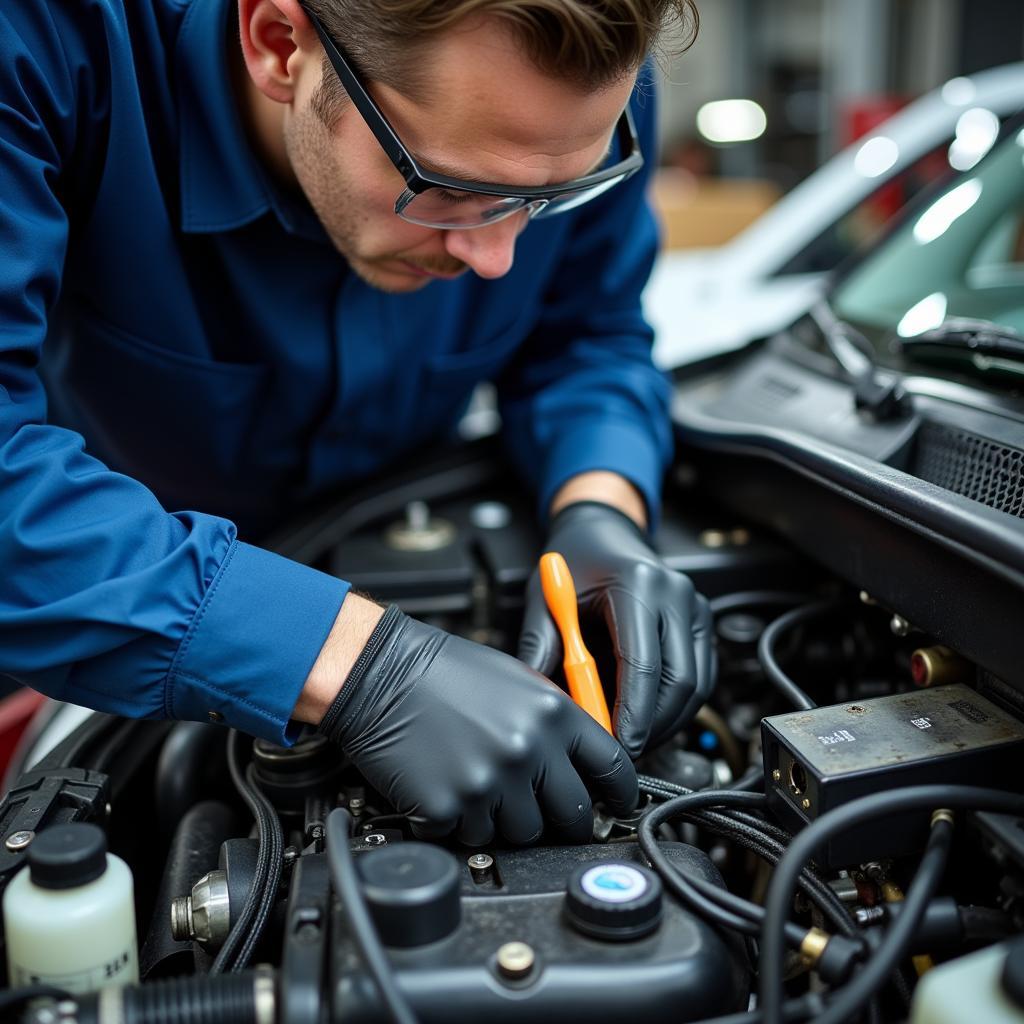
[{"x1": 64, "y1": 972, "x2": 270, "y2": 1024}]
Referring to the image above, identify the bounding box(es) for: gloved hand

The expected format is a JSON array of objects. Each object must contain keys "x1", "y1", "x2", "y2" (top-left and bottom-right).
[
  {"x1": 318, "y1": 604, "x2": 638, "y2": 846},
  {"x1": 518, "y1": 501, "x2": 715, "y2": 760}
]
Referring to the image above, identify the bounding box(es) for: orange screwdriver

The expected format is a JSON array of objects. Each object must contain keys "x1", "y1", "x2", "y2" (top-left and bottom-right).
[{"x1": 539, "y1": 551, "x2": 613, "y2": 734}]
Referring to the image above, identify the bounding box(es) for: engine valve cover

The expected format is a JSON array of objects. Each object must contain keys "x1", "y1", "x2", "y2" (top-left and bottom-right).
[{"x1": 330, "y1": 841, "x2": 748, "y2": 1023}]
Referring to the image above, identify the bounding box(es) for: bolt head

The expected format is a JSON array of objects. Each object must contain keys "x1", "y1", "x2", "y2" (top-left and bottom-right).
[
  {"x1": 890, "y1": 614, "x2": 910, "y2": 637},
  {"x1": 496, "y1": 941, "x2": 534, "y2": 979},
  {"x1": 772, "y1": 769, "x2": 781, "y2": 782},
  {"x1": 5, "y1": 830, "x2": 35, "y2": 852},
  {"x1": 802, "y1": 798, "x2": 811, "y2": 810},
  {"x1": 468, "y1": 853, "x2": 494, "y2": 870},
  {"x1": 364, "y1": 833, "x2": 387, "y2": 846}
]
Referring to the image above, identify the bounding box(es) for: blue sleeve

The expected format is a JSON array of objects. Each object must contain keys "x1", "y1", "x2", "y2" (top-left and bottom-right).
[
  {"x1": 0, "y1": 5, "x2": 348, "y2": 744},
  {"x1": 496, "y1": 70, "x2": 673, "y2": 527}
]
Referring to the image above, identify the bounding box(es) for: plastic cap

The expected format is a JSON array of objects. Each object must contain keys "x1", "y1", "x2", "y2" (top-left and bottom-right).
[
  {"x1": 357, "y1": 842, "x2": 460, "y2": 947},
  {"x1": 565, "y1": 862, "x2": 663, "y2": 941},
  {"x1": 28, "y1": 823, "x2": 108, "y2": 890}
]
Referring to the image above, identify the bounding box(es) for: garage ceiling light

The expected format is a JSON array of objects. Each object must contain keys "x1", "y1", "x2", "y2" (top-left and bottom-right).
[{"x1": 696, "y1": 100, "x2": 767, "y2": 144}]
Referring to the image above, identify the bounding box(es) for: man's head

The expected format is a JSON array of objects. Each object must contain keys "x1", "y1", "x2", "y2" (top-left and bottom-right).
[{"x1": 236, "y1": 0, "x2": 698, "y2": 292}]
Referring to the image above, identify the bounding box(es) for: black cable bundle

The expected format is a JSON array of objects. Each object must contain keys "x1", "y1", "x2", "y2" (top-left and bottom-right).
[
  {"x1": 758, "y1": 786, "x2": 1024, "y2": 1024},
  {"x1": 637, "y1": 781, "x2": 859, "y2": 948},
  {"x1": 210, "y1": 731, "x2": 285, "y2": 974}
]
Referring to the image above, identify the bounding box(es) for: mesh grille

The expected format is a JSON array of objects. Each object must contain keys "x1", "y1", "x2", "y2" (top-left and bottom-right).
[{"x1": 913, "y1": 422, "x2": 1024, "y2": 519}]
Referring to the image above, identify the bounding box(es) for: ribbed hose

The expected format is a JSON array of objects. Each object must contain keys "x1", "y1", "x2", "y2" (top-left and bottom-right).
[{"x1": 67, "y1": 972, "x2": 272, "y2": 1024}]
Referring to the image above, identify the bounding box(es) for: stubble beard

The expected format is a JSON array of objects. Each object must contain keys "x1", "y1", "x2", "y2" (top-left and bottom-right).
[{"x1": 284, "y1": 106, "x2": 466, "y2": 293}]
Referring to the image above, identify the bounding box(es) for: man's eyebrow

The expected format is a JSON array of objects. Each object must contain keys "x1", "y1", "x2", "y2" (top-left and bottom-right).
[{"x1": 417, "y1": 140, "x2": 615, "y2": 187}]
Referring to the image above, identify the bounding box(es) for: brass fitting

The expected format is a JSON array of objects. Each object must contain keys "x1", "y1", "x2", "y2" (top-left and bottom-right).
[
  {"x1": 881, "y1": 881, "x2": 905, "y2": 904},
  {"x1": 910, "y1": 645, "x2": 972, "y2": 688},
  {"x1": 800, "y1": 927, "x2": 831, "y2": 966}
]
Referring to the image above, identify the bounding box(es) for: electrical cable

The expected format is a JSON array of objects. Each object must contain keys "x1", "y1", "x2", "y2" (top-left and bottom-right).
[
  {"x1": 638, "y1": 791, "x2": 818, "y2": 947},
  {"x1": 697, "y1": 809, "x2": 855, "y2": 938},
  {"x1": 641, "y1": 779, "x2": 792, "y2": 867},
  {"x1": 640, "y1": 777, "x2": 854, "y2": 926},
  {"x1": 730, "y1": 765, "x2": 766, "y2": 792},
  {"x1": 708, "y1": 809, "x2": 856, "y2": 938},
  {"x1": 759, "y1": 786, "x2": 1024, "y2": 1024},
  {"x1": 639, "y1": 787, "x2": 857, "y2": 941},
  {"x1": 326, "y1": 808, "x2": 418, "y2": 1024},
  {"x1": 756, "y1": 601, "x2": 838, "y2": 711},
  {"x1": 809, "y1": 816, "x2": 953, "y2": 1024}
]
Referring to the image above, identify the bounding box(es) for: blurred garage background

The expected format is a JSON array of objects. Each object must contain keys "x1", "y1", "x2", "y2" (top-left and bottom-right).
[
  {"x1": 644, "y1": 0, "x2": 1024, "y2": 367},
  {"x1": 654, "y1": 0, "x2": 1024, "y2": 242}
]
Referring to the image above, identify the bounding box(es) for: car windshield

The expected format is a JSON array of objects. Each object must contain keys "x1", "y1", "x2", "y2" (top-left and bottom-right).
[{"x1": 828, "y1": 120, "x2": 1024, "y2": 392}]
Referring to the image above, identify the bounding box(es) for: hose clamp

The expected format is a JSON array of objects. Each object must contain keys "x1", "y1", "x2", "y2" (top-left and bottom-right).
[{"x1": 931, "y1": 808, "x2": 955, "y2": 828}]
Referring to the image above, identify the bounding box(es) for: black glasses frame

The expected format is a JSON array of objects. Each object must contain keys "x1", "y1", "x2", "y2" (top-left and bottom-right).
[{"x1": 303, "y1": 7, "x2": 644, "y2": 215}]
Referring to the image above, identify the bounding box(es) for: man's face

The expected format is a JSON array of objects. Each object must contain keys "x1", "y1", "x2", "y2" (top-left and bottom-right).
[{"x1": 282, "y1": 16, "x2": 637, "y2": 293}]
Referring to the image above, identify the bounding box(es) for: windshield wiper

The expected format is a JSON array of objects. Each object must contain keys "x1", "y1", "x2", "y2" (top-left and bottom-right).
[
  {"x1": 809, "y1": 302, "x2": 911, "y2": 420},
  {"x1": 896, "y1": 318, "x2": 1024, "y2": 377}
]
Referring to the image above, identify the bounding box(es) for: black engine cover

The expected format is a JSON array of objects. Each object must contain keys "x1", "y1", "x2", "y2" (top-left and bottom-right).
[{"x1": 329, "y1": 841, "x2": 748, "y2": 1023}]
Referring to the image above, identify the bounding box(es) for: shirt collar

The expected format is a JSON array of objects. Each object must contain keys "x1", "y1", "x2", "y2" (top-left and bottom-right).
[{"x1": 175, "y1": 0, "x2": 327, "y2": 241}]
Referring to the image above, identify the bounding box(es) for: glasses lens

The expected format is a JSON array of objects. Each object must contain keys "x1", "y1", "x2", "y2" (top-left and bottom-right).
[
  {"x1": 398, "y1": 189, "x2": 529, "y2": 229},
  {"x1": 397, "y1": 169, "x2": 631, "y2": 229},
  {"x1": 532, "y1": 173, "x2": 628, "y2": 219}
]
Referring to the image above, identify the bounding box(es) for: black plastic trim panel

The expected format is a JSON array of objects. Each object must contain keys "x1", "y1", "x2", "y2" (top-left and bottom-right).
[{"x1": 672, "y1": 353, "x2": 1024, "y2": 689}]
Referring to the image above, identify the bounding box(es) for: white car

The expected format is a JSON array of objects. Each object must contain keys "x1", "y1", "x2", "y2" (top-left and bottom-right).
[{"x1": 646, "y1": 62, "x2": 1024, "y2": 369}]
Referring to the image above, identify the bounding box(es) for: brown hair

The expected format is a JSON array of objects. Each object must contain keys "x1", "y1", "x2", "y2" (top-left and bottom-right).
[{"x1": 304, "y1": 0, "x2": 699, "y2": 124}]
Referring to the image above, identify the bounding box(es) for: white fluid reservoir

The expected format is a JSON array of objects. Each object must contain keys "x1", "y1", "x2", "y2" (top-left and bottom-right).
[
  {"x1": 911, "y1": 942, "x2": 1024, "y2": 1023},
  {"x1": 3, "y1": 823, "x2": 139, "y2": 993}
]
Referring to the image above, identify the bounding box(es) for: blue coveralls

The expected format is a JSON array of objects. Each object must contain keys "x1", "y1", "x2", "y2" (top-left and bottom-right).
[{"x1": 0, "y1": 0, "x2": 672, "y2": 743}]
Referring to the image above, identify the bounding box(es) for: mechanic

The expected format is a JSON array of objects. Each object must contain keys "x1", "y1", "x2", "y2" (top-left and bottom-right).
[{"x1": 0, "y1": 0, "x2": 713, "y2": 846}]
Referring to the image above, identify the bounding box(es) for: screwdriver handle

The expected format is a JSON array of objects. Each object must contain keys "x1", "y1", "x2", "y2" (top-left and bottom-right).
[{"x1": 539, "y1": 552, "x2": 613, "y2": 734}]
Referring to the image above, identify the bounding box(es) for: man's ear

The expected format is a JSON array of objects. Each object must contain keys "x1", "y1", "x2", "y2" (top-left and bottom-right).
[{"x1": 237, "y1": 0, "x2": 319, "y2": 104}]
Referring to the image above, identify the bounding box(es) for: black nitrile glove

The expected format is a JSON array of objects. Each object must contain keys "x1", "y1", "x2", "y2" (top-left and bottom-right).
[
  {"x1": 518, "y1": 501, "x2": 715, "y2": 760},
  {"x1": 319, "y1": 604, "x2": 638, "y2": 846}
]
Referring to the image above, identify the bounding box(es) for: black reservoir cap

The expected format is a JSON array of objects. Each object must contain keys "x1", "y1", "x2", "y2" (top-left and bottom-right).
[
  {"x1": 566, "y1": 862, "x2": 662, "y2": 941},
  {"x1": 28, "y1": 823, "x2": 107, "y2": 890},
  {"x1": 357, "y1": 842, "x2": 460, "y2": 947}
]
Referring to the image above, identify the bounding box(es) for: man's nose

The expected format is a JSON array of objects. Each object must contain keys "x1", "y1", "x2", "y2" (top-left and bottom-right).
[{"x1": 442, "y1": 212, "x2": 527, "y2": 280}]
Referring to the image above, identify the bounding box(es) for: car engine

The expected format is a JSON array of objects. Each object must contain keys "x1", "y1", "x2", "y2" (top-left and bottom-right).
[{"x1": 2, "y1": 411, "x2": 1023, "y2": 1024}]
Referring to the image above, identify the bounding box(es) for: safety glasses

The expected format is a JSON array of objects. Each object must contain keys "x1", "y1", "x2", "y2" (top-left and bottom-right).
[{"x1": 304, "y1": 7, "x2": 644, "y2": 229}]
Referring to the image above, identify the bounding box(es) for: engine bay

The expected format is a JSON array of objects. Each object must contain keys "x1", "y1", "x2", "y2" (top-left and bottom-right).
[{"x1": 3, "y1": 412, "x2": 1024, "y2": 1024}]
